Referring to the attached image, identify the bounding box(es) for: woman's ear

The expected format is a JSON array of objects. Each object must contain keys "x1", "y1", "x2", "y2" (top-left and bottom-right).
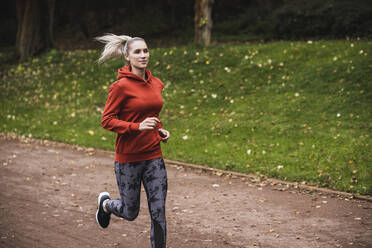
[{"x1": 124, "y1": 54, "x2": 129, "y2": 63}]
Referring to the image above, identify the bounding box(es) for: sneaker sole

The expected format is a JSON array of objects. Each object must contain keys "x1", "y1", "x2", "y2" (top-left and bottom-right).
[
  {"x1": 96, "y1": 192, "x2": 110, "y2": 228},
  {"x1": 97, "y1": 192, "x2": 110, "y2": 207}
]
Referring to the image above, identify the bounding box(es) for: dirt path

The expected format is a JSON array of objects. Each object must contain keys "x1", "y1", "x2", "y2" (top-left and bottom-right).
[{"x1": 0, "y1": 136, "x2": 371, "y2": 248}]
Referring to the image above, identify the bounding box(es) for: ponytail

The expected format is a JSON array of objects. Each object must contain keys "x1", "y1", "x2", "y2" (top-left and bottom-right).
[{"x1": 95, "y1": 33, "x2": 145, "y2": 64}]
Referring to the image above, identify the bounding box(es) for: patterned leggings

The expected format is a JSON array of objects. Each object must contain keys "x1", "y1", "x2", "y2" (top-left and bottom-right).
[{"x1": 106, "y1": 158, "x2": 167, "y2": 248}]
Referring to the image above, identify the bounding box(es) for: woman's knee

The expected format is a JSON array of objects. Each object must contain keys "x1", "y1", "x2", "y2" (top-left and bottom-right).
[
  {"x1": 112, "y1": 203, "x2": 140, "y2": 221},
  {"x1": 125, "y1": 210, "x2": 139, "y2": 221}
]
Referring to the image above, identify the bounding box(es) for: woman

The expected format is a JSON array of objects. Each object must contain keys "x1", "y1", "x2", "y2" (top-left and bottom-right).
[{"x1": 95, "y1": 34, "x2": 170, "y2": 248}]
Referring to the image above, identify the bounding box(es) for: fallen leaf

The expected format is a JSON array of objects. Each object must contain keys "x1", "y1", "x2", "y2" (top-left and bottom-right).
[{"x1": 172, "y1": 207, "x2": 179, "y2": 212}]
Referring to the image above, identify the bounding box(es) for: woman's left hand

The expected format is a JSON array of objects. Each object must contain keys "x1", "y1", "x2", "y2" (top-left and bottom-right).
[{"x1": 158, "y1": 128, "x2": 170, "y2": 143}]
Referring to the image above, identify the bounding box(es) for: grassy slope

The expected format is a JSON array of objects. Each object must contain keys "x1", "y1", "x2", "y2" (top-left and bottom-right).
[{"x1": 1, "y1": 40, "x2": 371, "y2": 194}]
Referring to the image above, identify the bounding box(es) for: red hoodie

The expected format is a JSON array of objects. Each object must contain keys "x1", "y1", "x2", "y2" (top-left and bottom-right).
[{"x1": 102, "y1": 66, "x2": 164, "y2": 163}]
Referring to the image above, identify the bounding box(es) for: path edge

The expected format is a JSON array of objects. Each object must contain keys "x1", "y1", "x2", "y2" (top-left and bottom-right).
[
  {"x1": 164, "y1": 159, "x2": 372, "y2": 203},
  {"x1": 1, "y1": 132, "x2": 371, "y2": 202}
]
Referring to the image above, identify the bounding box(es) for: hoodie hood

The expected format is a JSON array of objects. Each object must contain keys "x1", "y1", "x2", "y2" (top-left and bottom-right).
[{"x1": 117, "y1": 65, "x2": 153, "y2": 83}]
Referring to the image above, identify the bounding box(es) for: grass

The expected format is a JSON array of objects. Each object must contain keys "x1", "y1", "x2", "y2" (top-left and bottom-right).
[{"x1": 1, "y1": 40, "x2": 371, "y2": 195}]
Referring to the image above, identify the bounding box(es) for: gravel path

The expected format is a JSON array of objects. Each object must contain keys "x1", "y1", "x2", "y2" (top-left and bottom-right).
[{"x1": 0, "y1": 136, "x2": 371, "y2": 248}]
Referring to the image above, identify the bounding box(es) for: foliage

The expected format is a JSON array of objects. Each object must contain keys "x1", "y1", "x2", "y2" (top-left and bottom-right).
[
  {"x1": 0, "y1": 40, "x2": 371, "y2": 195},
  {"x1": 213, "y1": 0, "x2": 372, "y2": 40},
  {"x1": 2, "y1": 0, "x2": 372, "y2": 48},
  {"x1": 271, "y1": 0, "x2": 372, "y2": 39}
]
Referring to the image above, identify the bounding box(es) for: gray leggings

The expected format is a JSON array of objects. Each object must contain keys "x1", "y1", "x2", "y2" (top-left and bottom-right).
[{"x1": 106, "y1": 158, "x2": 167, "y2": 248}]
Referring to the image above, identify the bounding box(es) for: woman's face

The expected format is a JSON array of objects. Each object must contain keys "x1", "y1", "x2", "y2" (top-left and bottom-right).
[{"x1": 125, "y1": 40, "x2": 149, "y2": 69}]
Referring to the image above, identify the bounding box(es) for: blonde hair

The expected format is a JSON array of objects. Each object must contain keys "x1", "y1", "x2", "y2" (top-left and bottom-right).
[{"x1": 95, "y1": 33, "x2": 145, "y2": 63}]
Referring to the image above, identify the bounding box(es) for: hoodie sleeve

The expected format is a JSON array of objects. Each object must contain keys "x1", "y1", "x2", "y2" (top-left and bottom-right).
[
  {"x1": 157, "y1": 79, "x2": 164, "y2": 129},
  {"x1": 101, "y1": 83, "x2": 140, "y2": 134}
]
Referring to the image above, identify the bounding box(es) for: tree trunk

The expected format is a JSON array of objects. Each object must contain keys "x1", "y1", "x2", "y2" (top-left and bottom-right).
[
  {"x1": 194, "y1": 0, "x2": 214, "y2": 46},
  {"x1": 16, "y1": 0, "x2": 55, "y2": 62}
]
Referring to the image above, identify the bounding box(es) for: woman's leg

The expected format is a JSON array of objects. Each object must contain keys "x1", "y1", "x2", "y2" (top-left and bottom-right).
[
  {"x1": 105, "y1": 161, "x2": 144, "y2": 221},
  {"x1": 142, "y1": 158, "x2": 168, "y2": 248}
]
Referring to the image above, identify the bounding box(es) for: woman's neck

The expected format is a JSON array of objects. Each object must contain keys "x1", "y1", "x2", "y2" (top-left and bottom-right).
[{"x1": 131, "y1": 66, "x2": 146, "y2": 80}]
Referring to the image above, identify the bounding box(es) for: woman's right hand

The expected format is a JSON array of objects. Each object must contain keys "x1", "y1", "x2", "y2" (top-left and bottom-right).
[{"x1": 139, "y1": 117, "x2": 160, "y2": 131}]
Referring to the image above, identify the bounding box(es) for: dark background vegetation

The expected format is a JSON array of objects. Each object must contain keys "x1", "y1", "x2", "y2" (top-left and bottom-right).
[{"x1": 1, "y1": 0, "x2": 372, "y2": 50}]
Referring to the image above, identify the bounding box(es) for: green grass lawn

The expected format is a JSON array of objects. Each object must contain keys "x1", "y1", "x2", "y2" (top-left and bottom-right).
[{"x1": 1, "y1": 40, "x2": 371, "y2": 194}]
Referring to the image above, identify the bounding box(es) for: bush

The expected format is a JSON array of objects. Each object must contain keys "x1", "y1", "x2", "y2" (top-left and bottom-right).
[
  {"x1": 271, "y1": 0, "x2": 372, "y2": 39},
  {"x1": 213, "y1": 0, "x2": 372, "y2": 41}
]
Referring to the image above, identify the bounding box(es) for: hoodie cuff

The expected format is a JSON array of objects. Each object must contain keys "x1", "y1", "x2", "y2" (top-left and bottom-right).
[{"x1": 130, "y1": 123, "x2": 140, "y2": 131}]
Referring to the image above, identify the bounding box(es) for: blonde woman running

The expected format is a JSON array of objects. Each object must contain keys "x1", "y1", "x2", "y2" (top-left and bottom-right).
[{"x1": 95, "y1": 34, "x2": 170, "y2": 248}]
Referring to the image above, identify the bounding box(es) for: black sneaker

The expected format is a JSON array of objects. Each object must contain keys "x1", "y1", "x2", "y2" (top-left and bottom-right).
[{"x1": 96, "y1": 192, "x2": 111, "y2": 228}]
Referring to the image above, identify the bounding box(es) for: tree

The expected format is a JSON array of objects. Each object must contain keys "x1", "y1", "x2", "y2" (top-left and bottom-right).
[
  {"x1": 194, "y1": 0, "x2": 214, "y2": 46},
  {"x1": 16, "y1": 0, "x2": 55, "y2": 62}
]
